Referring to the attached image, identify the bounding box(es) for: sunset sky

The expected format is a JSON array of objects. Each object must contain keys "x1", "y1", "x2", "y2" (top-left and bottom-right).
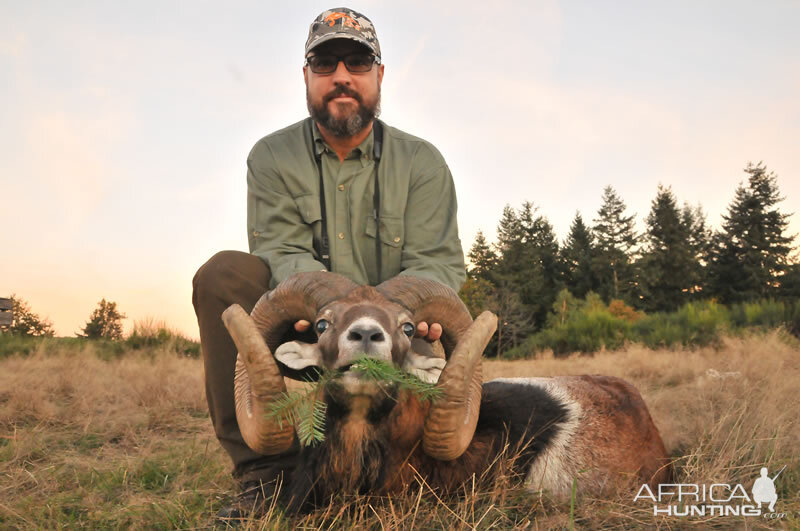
[{"x1": 2, "y1": 1, "x2": 799, "y2": 339}]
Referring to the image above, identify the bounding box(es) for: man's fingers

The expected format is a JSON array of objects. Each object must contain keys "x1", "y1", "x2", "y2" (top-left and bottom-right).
[
  {"x1": 295, "y1": 319, "x2": 311, "y2": 332},
  {"x1": 428, "y1": 323, "x2": 443, "y2": 341},
  {"x1": 415, "y1": 321, "x2": 442, "y2": 342}
]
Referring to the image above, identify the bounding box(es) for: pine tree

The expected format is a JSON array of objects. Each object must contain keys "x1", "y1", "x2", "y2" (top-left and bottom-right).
[
  {"x1": 80, "y1": 299, "x2": 126, "y2": 340},
  {"x1": 466, "y1": 230, "x2": 497, "y2": 282},
  {"x1": 492, "y1": 281, "x2": 534, "y2": 356},
  {"x1": 637, "y1": 185, "x2": 697, "y2": 312},
  {"x1": 681, "y1": 203, "x2": 712, "y2": 295},
  {"x1": 492, "y1": 204, "x2": 539, "y2": 344},
  {"x1": 494, "y1": 202, "x2": 561, "y2": 333},
  {"x1": 708, "y1": 162, "x2": 795, "y2": 303},
  {"x1": 592, "y1": 186, "x2": 638, "y2": 303},
  {"x1": 560, "y1": 212, "x2": 597, "y2": 299}
]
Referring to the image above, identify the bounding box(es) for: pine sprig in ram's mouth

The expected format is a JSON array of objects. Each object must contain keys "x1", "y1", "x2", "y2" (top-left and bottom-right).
[{"x1": 266, "y1": 357, "x2": 441, "y2": 447}]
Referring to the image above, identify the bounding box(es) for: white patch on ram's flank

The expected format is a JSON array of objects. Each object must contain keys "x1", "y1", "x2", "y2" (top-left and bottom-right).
[
  {"x1": 489, "y1": 377, "x2": 583, "y2": 497},
  {"x1": 336, "y1": 316, "x2": 392, "y2": 367}
]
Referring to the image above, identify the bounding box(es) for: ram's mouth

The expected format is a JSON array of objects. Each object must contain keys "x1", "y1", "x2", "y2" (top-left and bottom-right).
[
  {"x1": 326, "y1": 372, "x2": 386, "y2": 400},
  {"x1": 337, "y1": 362, "x2": 357, "y2": 373}
]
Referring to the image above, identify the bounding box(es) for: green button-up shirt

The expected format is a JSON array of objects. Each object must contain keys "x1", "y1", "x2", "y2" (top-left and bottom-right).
[{"x1": 247, "y1": 118, "x2": 466, "y2": 292}]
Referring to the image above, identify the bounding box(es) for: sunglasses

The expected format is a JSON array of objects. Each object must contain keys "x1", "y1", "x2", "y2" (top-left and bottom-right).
[{"x1": 305, "y1": 53, "x2": 380, "y2": 74}]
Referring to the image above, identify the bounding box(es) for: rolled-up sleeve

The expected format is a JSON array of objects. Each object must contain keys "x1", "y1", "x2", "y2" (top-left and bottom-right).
[{"x1": 247, "y1": 141, "x2": 325, "y2": 288}]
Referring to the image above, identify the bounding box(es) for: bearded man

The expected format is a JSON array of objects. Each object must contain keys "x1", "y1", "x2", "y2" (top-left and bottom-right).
[{"x1": 192, "y1": 7, "x2": 466, "y2": 519}]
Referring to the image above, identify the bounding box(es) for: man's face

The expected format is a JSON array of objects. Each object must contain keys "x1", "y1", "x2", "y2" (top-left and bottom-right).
[{"x1": 304, "y1": 39, "x2": 384, "y2": 138}]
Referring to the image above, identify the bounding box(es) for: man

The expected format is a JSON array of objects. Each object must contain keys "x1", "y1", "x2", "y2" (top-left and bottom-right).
[{"x1": 192, "y1": 7, "x2": 465, "y2": 518}]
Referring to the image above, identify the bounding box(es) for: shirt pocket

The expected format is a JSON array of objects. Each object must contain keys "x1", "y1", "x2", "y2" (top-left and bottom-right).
[
  {"x1": 365, "y1": 215, "x2": 404, "y2": 282},
  {"x1": 294, "y1": 194, "x2": 322, "y2": 225},
  {"x1": 365, "y1": 215, "x2": 404, "y2": 248}
]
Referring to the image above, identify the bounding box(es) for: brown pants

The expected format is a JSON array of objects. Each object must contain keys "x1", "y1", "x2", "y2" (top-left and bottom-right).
[{"x1": 192, "y1": 250, "x2": 290, "y2": 482}]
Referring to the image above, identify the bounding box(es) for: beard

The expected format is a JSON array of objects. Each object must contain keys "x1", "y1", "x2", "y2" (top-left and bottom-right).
[{"x1": 307, "y1": 84, "x2": 381, "y2": 138}]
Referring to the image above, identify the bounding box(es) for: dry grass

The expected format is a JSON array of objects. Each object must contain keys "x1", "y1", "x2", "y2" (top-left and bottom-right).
[
  {"x1": 0, "y1": 342, "x2": 228, "y2": 528},
  {"x1": 1, "y1": 332, "x2": 798, "y2": 529}
]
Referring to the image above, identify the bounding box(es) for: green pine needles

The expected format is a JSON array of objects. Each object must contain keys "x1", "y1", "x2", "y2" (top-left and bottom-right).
[
  {"x1": 266, "y1": 357, "x2": 441, "y2": 447},
  {"x1": 351, "y1": 357, "x2": 442, "y2": 402},
  {"x1": 266, "y1": 386, "x2": 329, "y2": 447}
]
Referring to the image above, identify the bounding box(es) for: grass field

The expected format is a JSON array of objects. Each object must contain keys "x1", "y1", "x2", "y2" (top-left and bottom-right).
[{"x1": 1, "y1": 332, "x2": 798, "y2": 529}]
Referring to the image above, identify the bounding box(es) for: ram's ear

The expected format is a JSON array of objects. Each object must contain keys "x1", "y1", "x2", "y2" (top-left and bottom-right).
[
  {"x1": 403, "y1": 350, "x2": 445, "y2": 384},
  {"x1": 274, "y1": 341, "x2": 323, "y2": 370}
]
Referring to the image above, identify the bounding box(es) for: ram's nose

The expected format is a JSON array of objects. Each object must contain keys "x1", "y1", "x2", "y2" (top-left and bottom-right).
[
  {"x1": 338, "y1": 317, "x2": 393, "y2": 363},
  {"x1": 346, "y1": 326, "x2": 386, "y2": 347}
]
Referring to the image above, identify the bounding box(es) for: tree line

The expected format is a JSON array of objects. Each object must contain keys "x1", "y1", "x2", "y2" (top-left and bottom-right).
[
  {"x1": 461, "y1": 162, "x2": 799, "y2": 355},
  {"x1": 1, "y1": 296, "x2": 126, "y2": 340},
  {"x1": 5, "y1": 162, "x2": 796, "y2": 352}
]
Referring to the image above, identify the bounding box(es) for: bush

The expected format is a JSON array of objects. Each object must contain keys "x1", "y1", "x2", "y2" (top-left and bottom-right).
[
  {"x1": 633, "y1": 300, "x2": 729, "y2": 349},
  {"x1": 607, "y1": 299, "x2": 644, "y2": 322},
  {"x1": 789, "y1": 299, "x2": 800, "y2": 338},
  {"x1": 504, "y1": 306, "x2": 631, "y2": 358},
  {"x1": 729, "y1": 299, "x2": 790, "y2": 329},
  {"x1": 125, "y1": 319, "x2": 200, "y2": 357},
  {"x1": 0, "y1": 334, "x2": 127, "y2": 360},
  {"x1": 0, "y1": 322, "x2": 200, "y2": 360},
  {"x1": 499, "y1": 295, "x2": 800, "y2": 359}
]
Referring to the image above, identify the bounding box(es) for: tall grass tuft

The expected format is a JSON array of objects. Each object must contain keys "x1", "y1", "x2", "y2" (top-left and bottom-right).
[{"x1": 125, "y1": 317, "x2": 200, "y2": 357}]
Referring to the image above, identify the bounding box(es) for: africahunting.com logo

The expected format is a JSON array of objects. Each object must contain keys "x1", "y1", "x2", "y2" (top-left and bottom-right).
[{"x1": 634, "y1": 466, "x2": 787, "y2": 519}]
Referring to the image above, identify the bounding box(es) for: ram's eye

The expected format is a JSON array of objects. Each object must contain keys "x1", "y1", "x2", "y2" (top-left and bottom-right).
[
  {"x1": 315, "y1": 319, "x2": 329, "y2": 334},
  {"x1": 402, "y1": 322, "x2": 415, "y2": 337}
]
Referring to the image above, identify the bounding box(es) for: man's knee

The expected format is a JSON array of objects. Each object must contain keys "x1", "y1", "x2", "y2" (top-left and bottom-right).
[{"x1": 192, "y1": 251, "x2": 269, "y2": 311}]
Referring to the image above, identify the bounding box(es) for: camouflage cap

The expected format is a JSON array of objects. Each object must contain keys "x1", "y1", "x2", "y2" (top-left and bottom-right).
[{"x1": 305, "y1": 7, "x2": 381, "y2": 59}]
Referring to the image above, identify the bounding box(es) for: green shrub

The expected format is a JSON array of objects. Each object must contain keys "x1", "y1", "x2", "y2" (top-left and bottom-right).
[
  {"x1": 633, "y1": 300, "x2": 729, "y2": 349},
  {"x1": 499, "y1": 297, "x2": 800, "y2": 359},
  {"x1": 0, "y1": 335, "x2": 103, "y2": 359},
  {"x1": 0, "y1": 330, "x2": 198, "y2": 360},
  {"x1": 504, "y1": 307, "x2": 631, "y2": 358},
  {"x1": 729, "y1": 299, "x2": 791, "y2": 329},
  {"x1": 788, "y1": 299, "x2": 800, "y2": 337}
]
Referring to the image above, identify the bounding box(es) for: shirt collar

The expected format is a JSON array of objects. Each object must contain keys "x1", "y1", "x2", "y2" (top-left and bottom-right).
[{"x1": 311, "y1": 121, "x2": 375, "y2": 164}]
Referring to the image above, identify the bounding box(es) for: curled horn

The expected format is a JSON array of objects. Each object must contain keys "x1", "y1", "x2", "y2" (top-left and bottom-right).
[
  {"x1": 376, "y1": 276, "x2": 498, "y2": 461},
  {"x1": 376, "y1": 275, "x2": 473, "y2": 357},
  {"x1": 222, "y1": 271, "x2": 357, "y2": 455}
]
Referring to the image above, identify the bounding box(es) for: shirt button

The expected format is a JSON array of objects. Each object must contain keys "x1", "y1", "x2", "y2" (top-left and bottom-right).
[
  {"x1": 253, "y1": 230, "x2": 260, "y2": 237},
  {"x1": 337, "y1": 232, "x2": 345, "y2": 240},
  {"x1": 393, "y1": 237, "x2": 401, "y2": 243},
  {"x1": 337, "y1": 184, "x2": 345, "y2": 191}
]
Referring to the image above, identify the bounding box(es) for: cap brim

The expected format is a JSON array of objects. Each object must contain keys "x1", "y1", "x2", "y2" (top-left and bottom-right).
[{"x1": 306, "y1": 33, "x2": 378, "y2": 57}]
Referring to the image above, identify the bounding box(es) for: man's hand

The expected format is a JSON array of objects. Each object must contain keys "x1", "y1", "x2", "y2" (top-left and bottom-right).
[{"x1": 416, "y1": 321, "x2": 442, "y2": 342}]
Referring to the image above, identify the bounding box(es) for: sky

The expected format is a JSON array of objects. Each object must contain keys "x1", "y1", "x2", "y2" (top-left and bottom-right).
[{"x1": 1, "y1": 1, "x2": 799, "y2": 339}]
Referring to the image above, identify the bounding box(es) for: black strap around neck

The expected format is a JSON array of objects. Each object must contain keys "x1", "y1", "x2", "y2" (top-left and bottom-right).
[{"x1": 312, "y1": 120, "x2": 384, "y2": 281}]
